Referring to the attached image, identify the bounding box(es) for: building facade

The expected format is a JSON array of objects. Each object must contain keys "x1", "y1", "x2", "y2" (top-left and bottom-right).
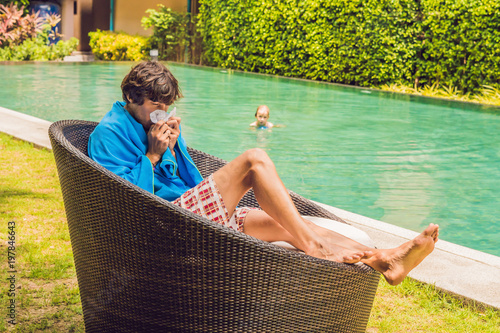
[{"x1": 50, "y1": 0, "x2": 190, "y2": 51}]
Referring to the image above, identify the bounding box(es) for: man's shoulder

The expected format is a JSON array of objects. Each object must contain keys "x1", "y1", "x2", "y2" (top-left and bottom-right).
[
  {"x1": 90, "y1": 102, "x2": 128, "y2": 139},
  {"x1": 102, "y1": 101, "x2": 127, "y2": 122},
  {"x1": 96, "y1": 102, "x2": 128, "y2": 128}
]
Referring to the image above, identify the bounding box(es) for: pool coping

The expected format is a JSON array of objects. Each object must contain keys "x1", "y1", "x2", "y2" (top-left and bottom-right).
[
  {"x1": 1, "y1": 105, "x2": 499, "y2": 310},
  {"x1": 0, "y1": 106, "x2": 52, "y2": 150},
  {"x1": 315, "y1": 202, "x2": 500, "y2": 310}
]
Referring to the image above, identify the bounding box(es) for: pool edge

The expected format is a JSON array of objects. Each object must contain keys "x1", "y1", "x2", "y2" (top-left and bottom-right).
[
  {"x1": 315, "y1": 201, "x2": 500, "y2": 309},
  {"x1": 0, "y1": 106, "x2": 52, "y2": 149}
]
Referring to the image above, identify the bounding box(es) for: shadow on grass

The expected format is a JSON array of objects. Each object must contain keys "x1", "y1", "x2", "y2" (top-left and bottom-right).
[{"x1": 0, "y1": 187, "x2": 54, "y2": 203}]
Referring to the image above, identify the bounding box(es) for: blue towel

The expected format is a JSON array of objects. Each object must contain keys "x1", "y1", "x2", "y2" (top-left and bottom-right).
[{"x1": 88, "y1": 101, "x2": 203, "y2": 201}]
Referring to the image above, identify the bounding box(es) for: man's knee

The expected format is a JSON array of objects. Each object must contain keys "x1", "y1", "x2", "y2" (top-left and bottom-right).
[{"x1": 244, "y1": 148, "x2": 272, "y2": 169}]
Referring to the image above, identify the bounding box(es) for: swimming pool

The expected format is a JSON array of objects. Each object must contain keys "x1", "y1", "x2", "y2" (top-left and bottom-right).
[{"x1": 1, "y1": 62, "x2": 499, "y2": 256}]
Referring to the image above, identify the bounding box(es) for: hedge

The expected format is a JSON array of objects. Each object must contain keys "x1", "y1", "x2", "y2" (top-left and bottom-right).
[
  {"x1": 88, "y1": 30, "x2": 150, "y2": 61},
  {"x1": 418, "y1": 0, "x2": 500, "y2": 92},
  {"x1": 198, "y1": 0, "x2": 500, "y2": 93}
]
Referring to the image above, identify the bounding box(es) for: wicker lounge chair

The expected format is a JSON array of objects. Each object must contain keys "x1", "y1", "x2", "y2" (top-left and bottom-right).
[{"x1": 49, "y1": 119, "x2": 380, "y2": 333}]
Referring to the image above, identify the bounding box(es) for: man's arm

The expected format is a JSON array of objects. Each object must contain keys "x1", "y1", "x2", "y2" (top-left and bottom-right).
[{"x1": 88, "y1": 127, "x2": 156, "y2": 193}]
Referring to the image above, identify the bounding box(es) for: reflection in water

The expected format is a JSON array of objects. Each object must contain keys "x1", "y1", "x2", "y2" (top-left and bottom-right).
[
  {"x1": 249, "y1": 126, "x2": 273, "y2": 150},
  {"x1": 375, "y1": 152, "x2": 435, "y2": 229}
]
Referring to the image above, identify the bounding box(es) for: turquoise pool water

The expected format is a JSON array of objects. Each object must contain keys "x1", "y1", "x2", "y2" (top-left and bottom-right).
[{"x1": 1, "y1": 62, "x2": 499, "y2": 256}]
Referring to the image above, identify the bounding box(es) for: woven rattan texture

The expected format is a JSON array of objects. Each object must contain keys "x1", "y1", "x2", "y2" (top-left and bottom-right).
[{"x1": 49, "y1": 120, "x2": 380, "y2": 333}]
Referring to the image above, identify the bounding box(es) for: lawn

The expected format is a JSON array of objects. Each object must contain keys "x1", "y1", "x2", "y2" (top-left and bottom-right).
[{"x1": 0, "y1": 132, "x2": 498, "y2": 332}]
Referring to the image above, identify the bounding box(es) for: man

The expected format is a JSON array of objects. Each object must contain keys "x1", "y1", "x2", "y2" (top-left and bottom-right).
[{"x1": 89, "y1": 61, "x2": 439, "y2": 286}]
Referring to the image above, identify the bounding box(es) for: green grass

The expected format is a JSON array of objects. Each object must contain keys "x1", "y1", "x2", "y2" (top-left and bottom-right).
[
  {"x1": 0, "y1": 133, "x2": 84, "y2": 332},
  {"x1": 370, "y1": 279, "x2": 500, "y2": 332},
  {"x1": 1, "y1": 132, "x2": 499, "y2": 332}
]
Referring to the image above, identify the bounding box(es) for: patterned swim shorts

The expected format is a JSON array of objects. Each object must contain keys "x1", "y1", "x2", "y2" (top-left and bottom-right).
[{"x1": 172, "y1": 174, "x2": 259, "y2": 232}]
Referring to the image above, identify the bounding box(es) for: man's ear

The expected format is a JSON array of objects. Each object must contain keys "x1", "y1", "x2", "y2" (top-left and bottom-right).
[{"x1": 126, "y1": 94, "x2": 133, "y2": 104}]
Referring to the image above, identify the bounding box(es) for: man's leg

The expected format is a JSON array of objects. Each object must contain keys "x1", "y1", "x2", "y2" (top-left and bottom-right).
[
  {"x1": 213, "y1": 148, "x2": 373, "y2": 263},
  {"x1": 212, "y1": 148, "x2": 439, "y2": 285},
  {"x1": 243, "y1": 210, "x2": 372, "y2": 251},
  {"x1": 243, "y1": 207, "x2": 440, "y2": 285}
]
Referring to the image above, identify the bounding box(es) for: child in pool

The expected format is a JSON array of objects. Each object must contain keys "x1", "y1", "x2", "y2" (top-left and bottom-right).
[{"x1": 250, "y1": 105, "x2": 274, "y2": 129}]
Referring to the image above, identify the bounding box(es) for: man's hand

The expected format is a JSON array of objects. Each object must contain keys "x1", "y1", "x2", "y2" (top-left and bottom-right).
[
  {"x1": 146, "y1": 121, "x2": 171, "y2": 166},
  {"x1": 165, "y1": 116, "x2": 181, "y2": 153}
]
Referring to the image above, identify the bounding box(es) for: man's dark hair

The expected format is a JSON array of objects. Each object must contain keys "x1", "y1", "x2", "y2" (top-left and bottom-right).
[{"x1": 121, "y1": 61, "x2": 182, "y2": 106}]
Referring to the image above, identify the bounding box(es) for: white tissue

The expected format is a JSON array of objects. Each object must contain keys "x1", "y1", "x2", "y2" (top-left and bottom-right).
[{"x1": 150, "y1": 107, "x2": 176, "y2": 123}]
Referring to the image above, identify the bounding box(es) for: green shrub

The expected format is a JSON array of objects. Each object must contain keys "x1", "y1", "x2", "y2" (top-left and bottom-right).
[
  {"x1": 198, "y1": 0, "x2": 420, "y2": 87},
  {"x1": 197, "y1": 0, "x2": 500, "y2": 93},
  {"x1": 141, "y1": 5, "x2": 190, "y2": 61},
  {"x1": 0, "y1": 36, "x2": 78, "y2": 61},
  {"x1": 0, "y1": 3, "x2": 78, "y2": 61},
  {"x1": 0, "y1": 45, "x2": 11, "y2": 59},
  {"x1": 417, "y1": 0, "x2": 500, "y2": 93},
  {"x1": 0, "y1": 3, "x2": 44, "y2": 47},
  {"x1": 0, "y1": 0, "x2": 28, "y2": 7},
  {"x1": 88, "y1": 29, "x2": 150, "y2": 61},
  {"x1": 0, "y1": 0, "x2": 29, "y2": 14}
]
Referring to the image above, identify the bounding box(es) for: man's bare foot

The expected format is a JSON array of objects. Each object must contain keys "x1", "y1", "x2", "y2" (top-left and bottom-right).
[
  {"x1": 305, "y1": 243, "x2": 374, "y2": 264},
  {"x1": 364, "y1": 223, "x2": 439, "y2": 285}
]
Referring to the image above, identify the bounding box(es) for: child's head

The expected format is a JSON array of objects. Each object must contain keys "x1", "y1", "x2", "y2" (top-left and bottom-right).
[
  {"x1": 121, "y1": 61, "x2": 182, "y2": 106},
  {"x1": 254, "y1": 105, "x2": 270, "y2": 127}
]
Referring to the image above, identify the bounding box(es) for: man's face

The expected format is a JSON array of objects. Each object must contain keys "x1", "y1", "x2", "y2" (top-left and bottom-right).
[
  {"x1": 127, "y1": 97, "x2": 170, "y2": 131},
  {"x1": 256, "y1": 109, "x2": 269, "y2": 126}
]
